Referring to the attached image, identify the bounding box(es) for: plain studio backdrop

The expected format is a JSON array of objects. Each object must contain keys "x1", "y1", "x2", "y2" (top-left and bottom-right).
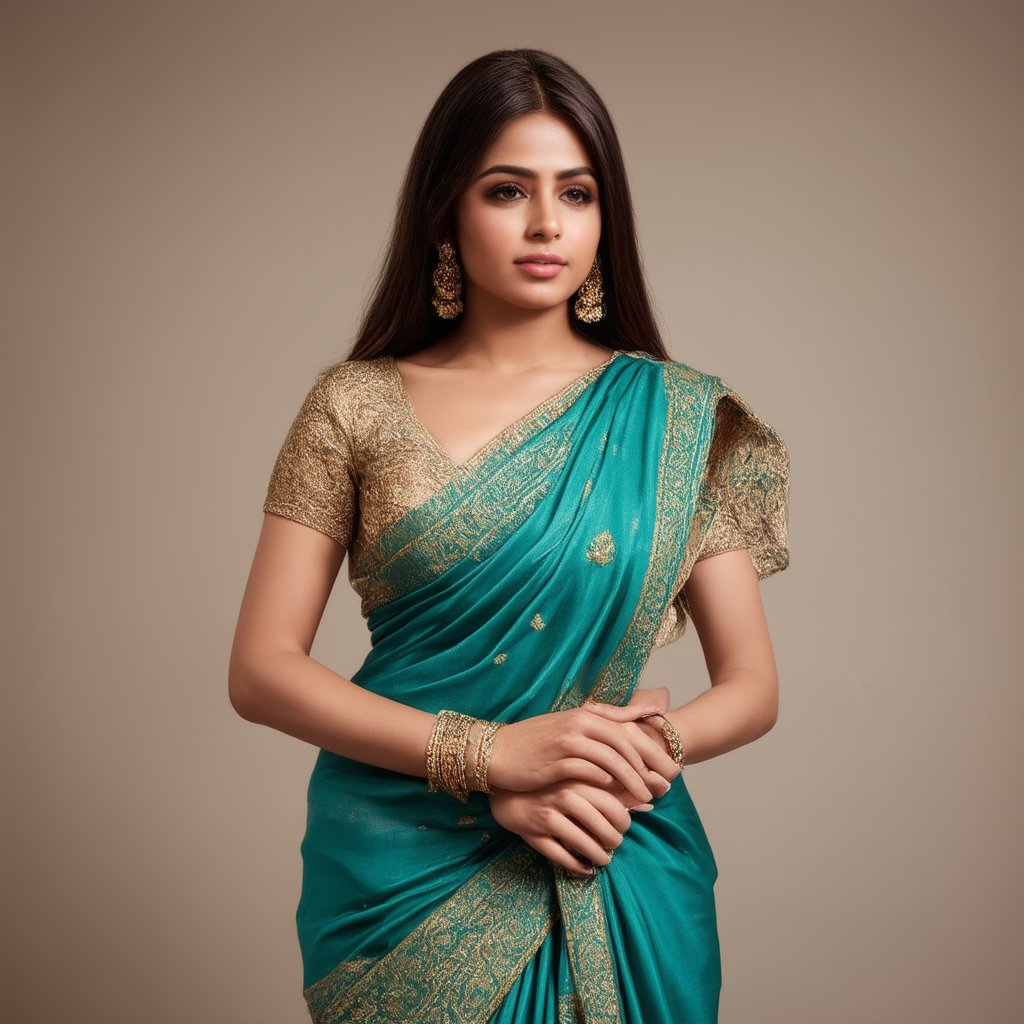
[{"x1": 3, "y1": 2, "x2": 1021, "y2": 1021}]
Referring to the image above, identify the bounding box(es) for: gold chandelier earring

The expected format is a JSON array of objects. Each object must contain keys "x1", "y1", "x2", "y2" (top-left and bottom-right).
[
  {"x1": 431, "y1": 239, "x2": 464, "y2": 319},
  {"x1": 573, "y1": 253, "x2": 604, "y2": 323}
]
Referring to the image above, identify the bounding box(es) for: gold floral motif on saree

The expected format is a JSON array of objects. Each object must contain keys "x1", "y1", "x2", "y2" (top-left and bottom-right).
[{"x1": 585, "y1": 530, "x2": 616, "y2": 565}]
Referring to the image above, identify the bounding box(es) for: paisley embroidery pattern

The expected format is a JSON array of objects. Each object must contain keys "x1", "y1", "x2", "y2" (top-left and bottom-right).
[
  {"x1": 303, "y1": 844, "x2": 556, "y2": 1023},
  {"x1": 555, "y1": 868, "x2": 624, "y2": 1023},
  {"x1": 585, "y1": 530, "x2": 616, "y2": 565}
]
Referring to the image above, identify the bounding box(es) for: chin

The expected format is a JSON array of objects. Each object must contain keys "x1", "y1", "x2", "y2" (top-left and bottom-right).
[
  {"x1": 509, "y1": 287, "x2": 579, "y2": 309},
  {"x1": 512, "y1": 297, "x2": 575, "y2": 314}
]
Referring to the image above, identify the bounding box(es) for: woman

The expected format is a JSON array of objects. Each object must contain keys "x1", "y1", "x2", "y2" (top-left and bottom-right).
[{"x1": 229, "y1": 48, "x2": 789, "y2": 1024}]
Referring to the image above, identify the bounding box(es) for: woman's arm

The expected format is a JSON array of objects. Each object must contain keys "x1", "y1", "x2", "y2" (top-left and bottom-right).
[
  {"x1": 585, "y1": 547, "x2": 778, "y2": 763},
  {"x1": 228, "y1": 514, "x2": 440, "y2": 777},
  {"x1": 502, "y1": 548, "x2": 780, "y2": 874},
  {"x1": 658, "y1": 546, "x2": 780, "y2": 763},
  {"x1": 229, "y1": 514, "x2": 675, "y2": 797}
]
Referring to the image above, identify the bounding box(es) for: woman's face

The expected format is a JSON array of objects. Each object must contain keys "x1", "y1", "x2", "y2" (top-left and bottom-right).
[{"x1": 453, "y1": 111, "x2": 602, "y2": 317}]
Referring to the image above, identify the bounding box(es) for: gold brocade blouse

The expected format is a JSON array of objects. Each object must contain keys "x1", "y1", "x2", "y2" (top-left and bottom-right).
[{"x1": 262, "y1": 351, "x2": 790, "y2": 649}]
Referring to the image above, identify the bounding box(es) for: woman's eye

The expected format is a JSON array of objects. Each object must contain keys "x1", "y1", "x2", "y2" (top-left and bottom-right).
[
  {"x1": 562, "y1": 186, "x2": 594, "y2": 205},
  {"x1": 488, "y1": 183, "x2": 526, "y2": 201}
]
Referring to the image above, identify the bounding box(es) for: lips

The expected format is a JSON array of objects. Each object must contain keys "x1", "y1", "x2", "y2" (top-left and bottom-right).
[{"x1": 514, "y1": 253, "x2": 567, "y2": 265}]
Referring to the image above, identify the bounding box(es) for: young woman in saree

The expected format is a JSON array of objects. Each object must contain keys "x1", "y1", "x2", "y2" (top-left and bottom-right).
[{"x1": 229, "y1": 48, "x2": 789, "y2": 1024}]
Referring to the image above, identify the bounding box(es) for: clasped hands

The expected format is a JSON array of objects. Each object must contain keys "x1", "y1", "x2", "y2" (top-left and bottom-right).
[{"x1": 484, "y1": 687, "x2": 680, "y2": 878}]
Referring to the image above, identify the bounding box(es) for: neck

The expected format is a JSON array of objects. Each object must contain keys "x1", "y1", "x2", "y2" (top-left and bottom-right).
[{"x1": 434, "y1": 289, "x2": 603, "y2": 372}]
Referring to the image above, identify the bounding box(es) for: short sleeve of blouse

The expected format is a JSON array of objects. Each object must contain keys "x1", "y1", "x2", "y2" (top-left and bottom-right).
[
  {"x1": 692, "y1": 383, "x2": 790, "y2": 578},
  {"x1": 262, "y1": 367, "x2": 357, "y2": 549}
]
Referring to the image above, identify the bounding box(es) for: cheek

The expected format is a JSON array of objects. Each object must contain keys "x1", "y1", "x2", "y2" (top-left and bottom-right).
[
  {"x1": 457, "y1": 210, "x2": 516, "y2": 273},
  {"x1": 572, "y1": 212, "x2": 602, "y2": 273}
]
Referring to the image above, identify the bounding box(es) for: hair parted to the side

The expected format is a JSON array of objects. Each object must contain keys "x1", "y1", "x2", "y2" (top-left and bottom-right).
[{"x1": 346, "y1": 48, "x2": 670, "y2": 362}]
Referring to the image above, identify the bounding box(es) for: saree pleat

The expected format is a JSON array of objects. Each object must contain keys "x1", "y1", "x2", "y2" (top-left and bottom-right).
[{"x1": 280, "y1": 350, "x2": 787, "y2": 1023}]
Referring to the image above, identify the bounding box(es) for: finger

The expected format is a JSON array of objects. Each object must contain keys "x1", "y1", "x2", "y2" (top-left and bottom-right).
[
  {"x1": 589, "y1": 709, "x2": 681, "y2": 785},
  {"x1": 558, "y1": 757, "x2": 616, "y2": 788},
  {"x1": 621, "y1": 722, "x2": 679, "y2": 782},
  {"x1": 531, "y1": 834, "x2": 595, "y2": 878},
  {"x1": 629, "y1": 720, "x2": 683, "y2": 782},
  {"x1": 556, "y1": 780, "x2": 637, "y2": 831},
  {"x1": 589, "y1": 778, "x2": 655, "y2": 813},
  {"x1": 576, "y1": 729, "x2": 674, "y2": 798},
  {"x1": 561, "y1": 790, "x2": 630, "y2": 849},
  {"x1": 553, "y1": 817, "x2": 615, "y2": 869},
  {"x1": 584, "y1": 702, "x2": 664, "y2": 721},
  {"x1": 578, "y1": 708, "x2": 656, "y2": 778},
  {"x1": 569, "y1": 736, "x2": 653, "y2": 803}
]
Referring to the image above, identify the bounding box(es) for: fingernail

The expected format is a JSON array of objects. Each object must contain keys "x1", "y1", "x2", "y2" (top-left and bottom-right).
[{"x1": 630, "y1": 803, "x2": 655, "y2": 812}]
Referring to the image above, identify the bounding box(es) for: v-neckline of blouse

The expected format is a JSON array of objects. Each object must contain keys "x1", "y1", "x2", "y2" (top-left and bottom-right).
[{"x1": 385, "y1": 349, "x2": 621, "y2": 473}]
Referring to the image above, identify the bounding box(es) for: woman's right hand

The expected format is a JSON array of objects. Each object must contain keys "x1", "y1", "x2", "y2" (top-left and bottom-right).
[
  {"x1": 486, "y1": 702, "x2": 679, "y2": 803},
  {"x1": 489, "y1": 778, "x2": 654, "y2": 877}
]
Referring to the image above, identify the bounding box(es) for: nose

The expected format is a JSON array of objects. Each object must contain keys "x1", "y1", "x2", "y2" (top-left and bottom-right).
[{"x1": 528, "y1": 192, "x2": 561, "y2": 240}]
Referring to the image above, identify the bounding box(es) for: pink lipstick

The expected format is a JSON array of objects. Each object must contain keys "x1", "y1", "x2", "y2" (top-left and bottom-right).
[{"x1": 514, "y1": 252, "x2": 567, "y2": 278}]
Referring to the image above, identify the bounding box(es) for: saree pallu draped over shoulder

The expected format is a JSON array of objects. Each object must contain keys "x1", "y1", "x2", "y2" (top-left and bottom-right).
[{"x1": 293, "y1": 351, "x2": 783, "y2": 1024}]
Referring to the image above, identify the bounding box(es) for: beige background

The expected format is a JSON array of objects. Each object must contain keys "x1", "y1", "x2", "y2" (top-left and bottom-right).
[{"x1": 4, "y1": 1, "x2": 1021, "y2": 1021}]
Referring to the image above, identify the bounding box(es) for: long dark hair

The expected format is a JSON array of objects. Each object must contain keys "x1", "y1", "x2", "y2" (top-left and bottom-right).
[{"x1": 346, "y1": 48, "x2": 670, "y2": 362}]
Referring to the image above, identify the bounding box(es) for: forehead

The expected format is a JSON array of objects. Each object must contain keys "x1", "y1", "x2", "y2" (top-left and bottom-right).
[{"x1": 477, "y1": 112, "x2": 594, "y2": 170}]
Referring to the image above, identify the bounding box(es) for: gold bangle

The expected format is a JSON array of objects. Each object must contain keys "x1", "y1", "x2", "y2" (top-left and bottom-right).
[
  {"x1": 443, "y1": 712, "x2": 474, "y2": 803},
  {"x1": 469, "y1": 720, "x2": 486, "y2": 791},
  {"x1": 426, "y1": 710, "x2": 474, "y2": 803},
  {"x1": 425, "y1": 711, "x2": 508, "y2": 803},
  {"x1": 473, "y1": 720, "x2": 504, "y2": 795},
  {"x1": 638, "y1": 711, "x2": 686, "y2": 771}
]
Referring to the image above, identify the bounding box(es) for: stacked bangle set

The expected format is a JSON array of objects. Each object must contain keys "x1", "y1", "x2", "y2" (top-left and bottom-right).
[
  {"x1": 425, "y1": 710, "x2": 504, "y2": 804},
  {"x1": 424, "y1": 707, "x2": 685, "y2": 803}
]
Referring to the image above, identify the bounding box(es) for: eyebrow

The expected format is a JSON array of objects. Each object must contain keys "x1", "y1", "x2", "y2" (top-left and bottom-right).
[{"x1": 472, "y1": 164, "x2": 598, "y2": 182}]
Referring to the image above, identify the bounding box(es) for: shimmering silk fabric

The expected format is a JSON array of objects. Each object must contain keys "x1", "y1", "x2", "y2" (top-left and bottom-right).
[{"x1": 262, "y1": 349, "x2": 790, "y2": 1023}]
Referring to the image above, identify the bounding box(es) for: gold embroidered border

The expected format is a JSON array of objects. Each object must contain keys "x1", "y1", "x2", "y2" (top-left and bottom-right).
[
  {"x1": 303, "y1": 956, "x2": 377, "y2": 1019},
  {"x1": 389, "y1": 351, "x2": 620, "y2": 478},
  {"x1": 354, "y1": 355, "x2": 625, "y2": 616},
  {"x1": 558, "y1": 990, "x2": 586, "y2": 1023},
  {"x1": 579, "y1": 359, "x2": 718, "y2": 708},
  {"x1": 303, "y1": 353, "x2": 719, "y2": 1024},
  {"x1": 539, "y1": 356, "x2": 720, "y2": 1024},
  {"x1": 303, "y1": 843, "x2": 557, "y2": 1023},
  {"x1": 554, "y1": 869, "x2": 623, "y2": 1023}
]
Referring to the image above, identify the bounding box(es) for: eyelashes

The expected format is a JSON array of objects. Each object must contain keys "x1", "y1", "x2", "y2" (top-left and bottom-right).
[{"x1": 486, "y1": 182, "x2": 595, "y2": 206}]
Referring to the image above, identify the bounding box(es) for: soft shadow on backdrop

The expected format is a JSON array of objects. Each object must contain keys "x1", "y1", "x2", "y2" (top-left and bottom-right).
[{"x1": 4, "y1": 2, "x2": 1021, "y2": 1021}]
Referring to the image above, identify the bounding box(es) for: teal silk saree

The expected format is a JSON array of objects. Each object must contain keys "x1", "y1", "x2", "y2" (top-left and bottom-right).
[{"x1": 262, "y1": 349, "x2": 790, "y2": 1023}]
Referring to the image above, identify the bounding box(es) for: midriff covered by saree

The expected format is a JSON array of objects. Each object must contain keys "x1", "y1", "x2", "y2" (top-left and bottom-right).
[{"x1": 262, "y1": 349, "x2": 790, "y2": 1023}]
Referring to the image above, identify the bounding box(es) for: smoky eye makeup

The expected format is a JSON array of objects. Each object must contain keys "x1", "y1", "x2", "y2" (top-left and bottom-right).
[
  {"x1": 486, "y1": 182, "x2": 527, "y2": 201},
  {"x1": 561, "y1": 185, "x2": 595, "y2": 205},
  {"x1": 484, "y1": 182, "x2": 596, "y2": 205}
]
